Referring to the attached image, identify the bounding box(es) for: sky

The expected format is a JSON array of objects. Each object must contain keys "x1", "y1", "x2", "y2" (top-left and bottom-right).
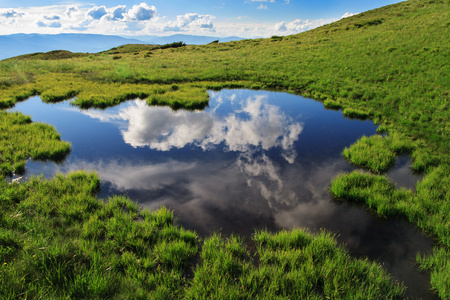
[{"x1": 0, "y1": 0, "x2": 403, "y2": 38}]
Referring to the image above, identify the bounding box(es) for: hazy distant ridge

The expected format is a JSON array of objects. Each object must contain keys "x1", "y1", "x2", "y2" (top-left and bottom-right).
[
  {"x1": 0, "y1": 33, "x2": 244, "y2": 60},
  {"x1": 131, "y1": 34, "x2": 244, "y2": 45}
]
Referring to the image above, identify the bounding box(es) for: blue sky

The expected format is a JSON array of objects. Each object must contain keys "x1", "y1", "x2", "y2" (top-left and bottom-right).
[{"x1": 0, "y1": 0, "x2": 402, "y2": 37}]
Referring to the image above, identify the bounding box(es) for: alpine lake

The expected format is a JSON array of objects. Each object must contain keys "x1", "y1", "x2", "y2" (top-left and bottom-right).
[{"x1": 9, "y1": 89, "x2": 436, "y2": 299}]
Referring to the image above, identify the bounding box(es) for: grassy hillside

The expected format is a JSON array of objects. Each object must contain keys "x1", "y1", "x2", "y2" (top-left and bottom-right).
[
  {"x1": 0, "y1": 0, "x2": 449, "y2": 297},
  {"x1": 1, "y1": 0, "x2": 448, "y2": 163}
]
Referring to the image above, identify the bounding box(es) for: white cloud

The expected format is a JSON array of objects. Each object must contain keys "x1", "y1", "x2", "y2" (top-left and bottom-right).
[
  {"x1": 110, "y1": 5, "x2": 127, "y2": 20},
  {"x1": 277, "y1": 19, "x2": 309, "y2": 32},
  {"x1": 81, "y1": 5, "x2": 131, "y2": 22},
  {"x1": 0, "y1": 4, "x2": 131, "y2": 34},
  {"x1": 125, "y1": 3, "x2": 157, "y2": 21},
  {"x1": 341, "y1": 12, "x2": 359, "y2": 19},
  {"x1": 0, "y1": 3, "x2": 333, "y2": 37},
  {"x1": 65, "y1": 6, "x2": 78, "y2": 18},
  {"x1": 164, "y1": 13, "x2": 215, "y2": 32},
  {"x1": 1, "y1": 9, "x2": 24, "y2": 18},
  {"x1": 257, "y1": 4, "x2": 268, "y2": 10},
  {"x1": 87, "y1": 6, "x2": 107, "y2": 20},
  {"x1": 212, "y1": 15, "x2": 336, "y2": 38},
  {"x1": 37, "y1": 15, "x2": 62, "y2": 28},
  {"x1": 44, "y1": 15, "x2": 60, "y2": 21},
  {"x1": 68, "y1": 18, "x2": 91, "y2": 31},
  {"x1": 275, "y1": 21, "x2": 287, "y2": 31},
  {"x1": 68, "y1": 4, "x2": 150, "y2": 33},
  {"x1": 273, "y1": 18, "x2": 332, "y2": 35},
  {"x1": 37, "y1": 20, "x2": 62, "y2": 28}
]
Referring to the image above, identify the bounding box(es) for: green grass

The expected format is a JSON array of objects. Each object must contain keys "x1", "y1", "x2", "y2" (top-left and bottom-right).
[
  {"x1": 0, "y1": 172, "x2": 199, "y2": 299},
  {"x1": 0, "y1": 111, "x2": 71, "y2": 175},
  {"x1": 342, "y1": 108, "x2": 370, "y2": 120},
  {"x1": 185, "y1": 230, "x2": 404, "y2": 299},
  {"x1": 0, "y1": 0, "x2": 449, "y2": 297},
  {"x1": 0, "y1": 172, "x2": 404, "y2": 299},
  {"x1": 323, "y1": 99, "x2": 343, "y2": 110},
  {"x1": 342, "y1": 133, "x2": 414, "y2": 173}
]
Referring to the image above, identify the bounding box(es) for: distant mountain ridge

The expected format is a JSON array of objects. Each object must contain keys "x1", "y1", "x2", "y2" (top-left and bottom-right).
[
  {"x1": 0, "y1": 33, "x2": 244, "y2": 60},
  {"x1": 0, "y1": 34, "x2": 142, "y2": 60},
  {"x1": 128, "y1": 34, "x2": 244, "y2": 45}
]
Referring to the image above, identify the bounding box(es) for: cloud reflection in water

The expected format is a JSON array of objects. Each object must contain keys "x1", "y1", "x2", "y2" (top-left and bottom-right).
[
  {"x1": 84, "y1": 94, "x2": 303, "y2": 158},
  {"x1": 69, "y1": 93, "x2": 361, "y2": 239},
  {"x1": 80, "y1": 93, "x2": 304, "y2": 209}
]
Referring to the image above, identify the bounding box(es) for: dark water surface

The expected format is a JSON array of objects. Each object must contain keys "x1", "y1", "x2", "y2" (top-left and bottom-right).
[{"x1": 10, "y1": 90, "x2": 435, "y2": 299}]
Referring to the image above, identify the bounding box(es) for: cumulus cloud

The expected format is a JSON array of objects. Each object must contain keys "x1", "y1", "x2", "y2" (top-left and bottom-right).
[
  {"x1": 164, "y1": 13, "x2": 215, "y2": 32},
  {"x1": 213, "y1": 14, "x2": 335, "y2": 38},
  {"x1": 37, "y1": 15, "x2": 62, "y2": 28},
  {"x1": 37, "y1": 20, "x2": 62, "y2": 28},
  {"x1": 87, "y1": 6, "x2": 108, "y2": 20},
  {"x1": 341, "y1": 12, "x2": 359, "y2": 19},
  {"x1": 0, "y1": 2, "x2": 328, "y2": 37},
  {"x1": 44, "y1": 15, "x2": 60, "y2": 21},
  {"x1": 275, "y1": 19, "x2": 310, "y2": 32},
  {"x1": 1, "y1": 9, "x2": 24, "y2": 18},
  {"x1": 110, "y1": 5, "x2": 127, "y2": 20},
  {"x1": 126, "y1": 3, "x2": 157, "y2": 21},
  {"x1": 0, "y1": 4, "x2": 155, "y2": 35},
  {"x1": 65, "y1": 6, "x2": 78, "y2": 18},
  {"x1": 69, "y1": 18, "x2": 91, "y2": 31},
  {"x1": 273, "y1": 18, "x2": 332, "y2": 35},
  {"x1": 275, "y1": 22, "x2": 287, "y2": 31},
  {"x1": 65, "y1": 3, "x2": 156, "y2": 33},
  {"x1": 86, "y1": 5, "x2": 128, "y2": 21}
]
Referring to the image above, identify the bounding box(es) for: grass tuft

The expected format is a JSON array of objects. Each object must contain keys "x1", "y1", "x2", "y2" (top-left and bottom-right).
[
  {"x1": 323, "y1": 99, "x2": 343, "y2": 110},
  {"x1": 343, "y1": 134, "x2": 414, "y2": 173}
]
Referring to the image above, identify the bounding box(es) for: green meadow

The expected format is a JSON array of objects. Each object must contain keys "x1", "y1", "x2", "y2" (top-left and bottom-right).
[{"x1": 0, "y1": 0, "x2": 449, "y2": 298}]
